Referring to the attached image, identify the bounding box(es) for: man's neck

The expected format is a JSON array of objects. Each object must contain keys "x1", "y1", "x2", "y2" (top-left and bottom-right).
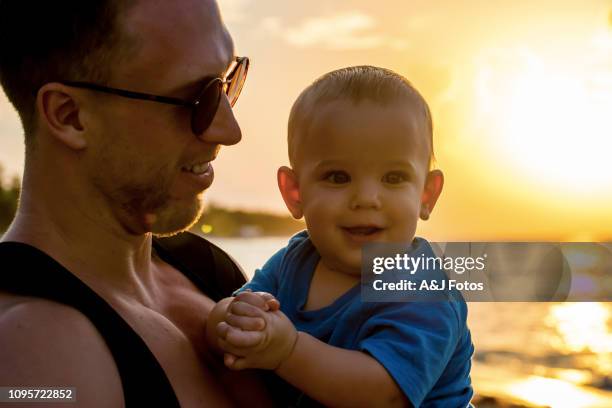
[{"x1": 2, "y1": 184, "x2": 158, "y2": 302}]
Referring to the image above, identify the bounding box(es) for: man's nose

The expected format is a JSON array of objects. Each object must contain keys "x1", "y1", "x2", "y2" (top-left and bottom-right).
[
  {"x1": 198, "y1": 95, "x2": 242, "y2": 146},
  {"x1": 349, "y1": 182, "x2": 382, "y2": 210}
]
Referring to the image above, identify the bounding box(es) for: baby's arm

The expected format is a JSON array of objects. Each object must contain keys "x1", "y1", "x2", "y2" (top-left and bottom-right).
[
  {"x1": 219, "y1": 306, "x2": 408, "y2": 408},
  {"x1": 279, "y1": 332, "x2": 409, "y2": 408}
]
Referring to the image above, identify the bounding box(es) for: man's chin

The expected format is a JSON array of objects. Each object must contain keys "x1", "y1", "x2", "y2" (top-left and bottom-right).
[{"x1": 150, "y1": 198, "x2": 205, "y2": 237}]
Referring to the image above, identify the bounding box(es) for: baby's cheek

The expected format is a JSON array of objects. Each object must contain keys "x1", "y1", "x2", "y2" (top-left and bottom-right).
[{"x1": 388, "y1": 201, "x2": 420, "y2": 237}]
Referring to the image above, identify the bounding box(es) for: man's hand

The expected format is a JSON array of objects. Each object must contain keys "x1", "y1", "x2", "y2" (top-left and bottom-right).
[{"x1": 217, "y1": 293, "x2": 297, "y2": 371}]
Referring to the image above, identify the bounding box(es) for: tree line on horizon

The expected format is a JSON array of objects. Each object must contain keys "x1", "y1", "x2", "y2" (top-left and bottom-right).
[
  {"x1": 193, "y1": 204, "x2": 305, "y2": 237},
  {"x1": 0, "y1": 165, "x2": 19, "y2": 233}
]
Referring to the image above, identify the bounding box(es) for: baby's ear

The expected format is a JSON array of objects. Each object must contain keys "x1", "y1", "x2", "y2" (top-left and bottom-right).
[
  {"x1": 277, "y1": 166, "x2": 303, "y2": 219},
  {"x1": 420, "y1": 169, "x2": 444, "y2": 220}
]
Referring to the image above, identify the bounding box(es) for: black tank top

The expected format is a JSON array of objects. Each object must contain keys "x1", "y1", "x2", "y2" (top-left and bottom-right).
[{"x1": 0, "y1": 232, "x2": 247, "y2": 407}]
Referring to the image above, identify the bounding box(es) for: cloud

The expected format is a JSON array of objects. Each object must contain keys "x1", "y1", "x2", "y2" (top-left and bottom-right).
[{"x1": 261, "y1": 12, "x2": 408, "y2": 51}]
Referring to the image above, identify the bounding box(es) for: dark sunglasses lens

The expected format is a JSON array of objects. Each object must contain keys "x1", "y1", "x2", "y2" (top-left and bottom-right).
[
  {"x1": 226, "y1": 58, "x2": 249, "y2": 106},
  {"x1": 192, "y1": 80, "x2": 221, "y2": 135}
]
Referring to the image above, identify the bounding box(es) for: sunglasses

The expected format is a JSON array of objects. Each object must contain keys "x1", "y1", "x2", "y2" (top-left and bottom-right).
[{"x1": 60, "y1": 56, "x2": 249, "y2": 137}]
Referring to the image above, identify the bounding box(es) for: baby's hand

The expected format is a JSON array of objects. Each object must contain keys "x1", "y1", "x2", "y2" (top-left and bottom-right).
[
  {"x1": 206, "y1": 291, "x2": 280, "y2": 359},
  {"x1": 221, "y1": 291, "x2": 276, "y2": 334},
  {"x1": 217, "y1": 307, "x2": 297, "y2": 371},
  {"x1": 215, "y1": 291, "x2": 280, "y2": 349},
  {"x1": 223, "y1": 290, "x2": 280, "y2": 331},
  {"x1": 238, "y1": 290, "x2": 281, "y2": 312}
]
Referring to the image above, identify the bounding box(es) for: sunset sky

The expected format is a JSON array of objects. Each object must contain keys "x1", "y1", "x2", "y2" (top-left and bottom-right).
[{"x1": 1, "y1": 0, "x2": 611, "y2": 240}]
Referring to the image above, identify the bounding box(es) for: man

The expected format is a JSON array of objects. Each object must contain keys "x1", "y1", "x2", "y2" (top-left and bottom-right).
[{"x1": 0, "y1": 0, "x2": 270, "y2": 406}]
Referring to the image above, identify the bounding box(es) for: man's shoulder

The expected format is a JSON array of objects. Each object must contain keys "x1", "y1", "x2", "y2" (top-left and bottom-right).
[
  {"x1": 0, "y1": 293, "x2": 112, "y2": 353},
  {"x1": 0, "y1": 292, "x2": 93, "y2": 330},
  {"x1": 0, "y1": 293, "x2": 124, "y2": 407}
]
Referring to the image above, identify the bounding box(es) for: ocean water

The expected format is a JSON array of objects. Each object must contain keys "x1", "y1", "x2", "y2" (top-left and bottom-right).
[{"x1": 208, "y1": 236, "x2": 612, "y2": 408}]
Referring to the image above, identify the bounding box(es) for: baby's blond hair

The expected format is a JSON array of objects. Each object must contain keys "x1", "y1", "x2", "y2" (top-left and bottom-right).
[{"x1": 288, "y1": 66, "x2": 434, "y2": 169}]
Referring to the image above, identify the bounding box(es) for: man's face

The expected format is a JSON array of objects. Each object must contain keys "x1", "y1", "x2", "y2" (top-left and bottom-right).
[
  {"x1": 294, "y1": 99, "x2": 431, "y2": 275},
  {"x1": 84, "y1": 0, "x2": 241, "y2": 235}
]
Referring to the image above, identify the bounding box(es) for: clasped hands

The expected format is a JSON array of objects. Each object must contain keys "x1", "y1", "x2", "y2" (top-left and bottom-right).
[{"x1": 216, "y1": 290, "x2": 297, "y2": 371}]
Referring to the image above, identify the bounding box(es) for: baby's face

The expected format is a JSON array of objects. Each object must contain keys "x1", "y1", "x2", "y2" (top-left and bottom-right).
[{"x1": 294, "y1": 99, "x2": 432, "y2": 275}]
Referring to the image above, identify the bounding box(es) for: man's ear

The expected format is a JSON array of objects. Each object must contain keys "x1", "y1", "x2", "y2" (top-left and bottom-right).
[
  {"x1": 420, "y1": 169, "x2": 444, "y2": 221},
  {"x1": 277, "y1": 166, "x2": 303, "y2": 219},
  {"x1": 36, "y1": 82, "x2": 87, "y2": 150}
]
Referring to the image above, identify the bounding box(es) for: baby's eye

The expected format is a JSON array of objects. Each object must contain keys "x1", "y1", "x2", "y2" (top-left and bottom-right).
[
  {"x1": 323, "y1": 171, "x2": 351, "y2": 184},
  {"x1": 383, "y1": 171, "x2": 409, "y2": 184}
]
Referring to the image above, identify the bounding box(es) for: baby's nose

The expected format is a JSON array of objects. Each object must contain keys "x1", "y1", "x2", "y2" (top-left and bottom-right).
[{"x1": 349, "y1": 184, "x2": 382, "y2": 210}]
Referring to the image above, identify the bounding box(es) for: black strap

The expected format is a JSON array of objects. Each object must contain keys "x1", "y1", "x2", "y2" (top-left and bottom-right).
[
  {"x1": 153, "y1": 233, "x2": 247, "y2": 301},
  {"x1": 0, "y1": 232, "x2": 246, "y2": 407}
]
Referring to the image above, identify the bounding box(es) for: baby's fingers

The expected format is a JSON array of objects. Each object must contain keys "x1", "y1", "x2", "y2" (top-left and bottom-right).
[
  {"x1": 227, "y1": 326, "x2": 265, "y2": 347},
  {"x1": 218, "y1": 335, "x2": 264, "y2": 358},
  {"x1": 225, "y1": 312, "x2": 265, "y2": 331},
  {"x1": 218, "y1": 325, "x2": 265, "y2": 348},
  {"x1": 224, "y1": 353, "x2": 237, "y2": 368},
  {"x1": 218, "y1": 338, "x2": 249, "y2": 357},
  {"x1": 216, "y1": 321, "x2": 231, "y2": 341},
  {"x1": 265, "y1": 298, "x2": 280, "y2": 311},
  {"x1": 234, "y1": 291, "x2": 269, "y2": 310},
  {"x1": 229, "y1": 300, "x2": 267, "y2": 318},
  {"x1": 224, "y1": 355, "x2": 255, "y2": 371},
  {"x1": 254, "y1": 292, "x2": 281, "y2": 311}
]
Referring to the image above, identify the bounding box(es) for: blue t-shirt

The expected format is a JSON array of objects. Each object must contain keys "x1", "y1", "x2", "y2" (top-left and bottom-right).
[{"x1": 239, "y1": 231, "x2": 474, "y2": 408}]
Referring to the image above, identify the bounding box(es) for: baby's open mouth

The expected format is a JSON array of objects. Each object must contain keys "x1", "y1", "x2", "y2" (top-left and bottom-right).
[{"x1": 342, "y1": 226, "x2": 383, "y2": 236}]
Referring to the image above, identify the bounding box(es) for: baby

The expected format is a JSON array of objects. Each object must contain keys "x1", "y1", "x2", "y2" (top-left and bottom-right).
[{"x1": 207, "y1": 66, "x2": 474, "y2": 408}]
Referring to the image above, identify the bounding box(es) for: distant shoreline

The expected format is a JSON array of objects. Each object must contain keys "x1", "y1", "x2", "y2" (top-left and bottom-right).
[{"x1": 192, "y1": 204, "x2": 304, "y2": 238}]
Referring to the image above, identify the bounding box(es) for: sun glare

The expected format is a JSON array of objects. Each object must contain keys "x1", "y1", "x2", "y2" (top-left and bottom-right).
[
  {"x1": 546, "y1": 303, "x2": 612, "y2": 375},
  {"x1": 507, "y1": 376, "x2": 609, "y2": 408},
  {"x1": 475, "y1": 42, "x2": 612, "y2": 194},
  {"x1": 546, "y1": 303, "x2": 612, "y2": 352}
]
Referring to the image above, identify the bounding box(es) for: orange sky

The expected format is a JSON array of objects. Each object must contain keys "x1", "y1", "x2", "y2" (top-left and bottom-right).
[{"x1": 1, "y1": 0, "x2": 611, "y2": 240}]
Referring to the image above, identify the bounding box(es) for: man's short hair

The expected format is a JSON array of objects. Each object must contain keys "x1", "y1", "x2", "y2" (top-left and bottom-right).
[
  {"x1": 287, "y1": 65, "x2": 434, "y2": 169},
  {"x1": 0, "y1": 0, "x2": 137, "y2": 142}
]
